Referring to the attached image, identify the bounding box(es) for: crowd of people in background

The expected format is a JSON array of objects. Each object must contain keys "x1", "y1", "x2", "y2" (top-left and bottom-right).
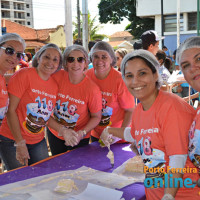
[{"x1": 0, "y1": 31, "x2": 200, "y2": 200}]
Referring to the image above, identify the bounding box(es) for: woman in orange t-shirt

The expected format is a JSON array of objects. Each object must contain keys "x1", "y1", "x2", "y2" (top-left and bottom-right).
[
  {"x1": 0, "y1": 33, "x2": 25, "y2": 127},
  {"x1": 101, "y1": 50, "x2": 199, "y2": 200},
  {"x1": 47, "y1": 45, "x2": 102, "y2": 155},
  {"x1": 0, "y1": 43, "x2": 63, "y2": 171},
  {"x1": 86, "y1": 41, "x2": 135, "y2": 142},
  {"x1": 176, "y1": 36, "x2": 200, "y2": 176}
]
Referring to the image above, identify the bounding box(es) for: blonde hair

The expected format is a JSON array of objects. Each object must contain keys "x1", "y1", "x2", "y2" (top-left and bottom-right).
[{"x1": 115, "y1": 48, "x2": 128, "y2": 58}]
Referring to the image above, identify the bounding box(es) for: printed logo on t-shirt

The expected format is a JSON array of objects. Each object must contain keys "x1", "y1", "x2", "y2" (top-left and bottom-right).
[
  {"x1": 23, "y1": 96, "x2": 53, "y2": 134},
  {"x1": 1, "y1": 89, "x2": 7, "y2": 95},
  {"x1": 135, "y1": 128, "x2": 159, "y2": 136},
  {"x1": 54, "y1": 100, "x2": 80, "y2": 129},
  {"x1": 58, "y1": 93, "x2": 85, "y2": 105},
  {"x1": 188, "y1": 119, "x2": 200, "y2": 170},
  {"x1": 99, "y1": 97, "x2": 113, "y2": 127},
  {"x1": 31, "y1": 89, "x2": 56, "y2": 99},
  {"x1": 0, "y1": 99, "x2": 9, "y2": 126},
  {"x1": 101, "y1": 91, "x2": 112, "y2": 97},
  {"x1": 137, "y1": 136, "x2": 166, "y2": 185}
]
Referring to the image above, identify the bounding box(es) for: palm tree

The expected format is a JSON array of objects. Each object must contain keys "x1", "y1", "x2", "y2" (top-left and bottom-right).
[{"x1": 73, "y1": 12, "x2": 107, "y2": 41}]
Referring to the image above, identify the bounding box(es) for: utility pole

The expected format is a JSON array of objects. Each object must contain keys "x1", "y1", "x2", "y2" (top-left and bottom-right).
[
  {"x1": 82, "y1": 0, "x2": 88, "y2": 51},
  {"x1": 64, "y1": 0, "x2": 73, "y2": 47},
  {"x1": 161, "y1": 0, "x2": 164, "y2": 48},
  {"x1": 177, "y1": 0, "x2": 180, "y2": 48},
  {"x1": 77, "y1": 0, "x2": 81, "y2": 39}
]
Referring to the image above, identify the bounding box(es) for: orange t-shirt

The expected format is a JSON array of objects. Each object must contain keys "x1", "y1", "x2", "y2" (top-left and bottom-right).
[
  {"x1": 0, "y1": 75, "x2": 8, "y2": 127},
  {"x1": 131, "y1": 90, "x2": 199, "y2": 200},
  {"x1": 0, "y1": 68, "x2": 58, "y2": 144},
  {"x1": 49, "y1": 70, "x2": 102, "y2": 139},
  {"x1": 86, "y1": 67, "x2": 135, "y2": 138}
]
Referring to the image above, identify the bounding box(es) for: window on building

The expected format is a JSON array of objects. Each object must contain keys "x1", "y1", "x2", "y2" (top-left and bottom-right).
[
  {"x1": 164, "y1": 14, "x2": 184, "y2": 32},
  {"x1": 188, "y1": 12, "x2": 197, "y2": 30},
  {"x1": 27, "y1": 22, "x2": 31, "y2": 25},
  {"x1": 27, "y1": 13, "x2": 30, "y2": 17},
  {"x1": 26, "y1": 4, "x2": 29, "y2": 8}
]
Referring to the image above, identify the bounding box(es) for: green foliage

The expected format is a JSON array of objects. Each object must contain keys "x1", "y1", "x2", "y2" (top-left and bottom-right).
[
  {"x1": 73, "y1": 12, "x2": 108, "y2": 41},
  {"x1": 98, "y1": 0, "x2": 154, "y2": 39}
]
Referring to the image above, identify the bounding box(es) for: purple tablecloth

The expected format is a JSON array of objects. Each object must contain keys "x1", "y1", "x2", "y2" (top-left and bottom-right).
[{"x1": 0, "y1": 142, "x2": 145, "y2": 200}]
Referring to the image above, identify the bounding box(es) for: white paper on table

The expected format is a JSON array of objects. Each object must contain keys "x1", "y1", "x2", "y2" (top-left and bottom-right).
[
  {"x1": 0, "y1": 166, "x2": 135, "y2": 199},
  {"x1": 0, "y1": 191, "x2": 31, "y2": 200},
  {"x1": 70, "y1": 183, "x2": 123, "y2": 200},
  {"x1": 28, "y1": 190, "x2": 52, "y2": 200}
]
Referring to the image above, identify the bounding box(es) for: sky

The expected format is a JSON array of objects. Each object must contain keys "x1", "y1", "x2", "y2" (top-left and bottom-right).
[{"x1": 32, "y1": 0, "x2": 129, "y2": 36}]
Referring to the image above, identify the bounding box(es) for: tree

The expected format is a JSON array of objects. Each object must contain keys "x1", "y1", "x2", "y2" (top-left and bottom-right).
[
  {"x1": 98, "y1": 0, "x2": 154, "y2": 39},
  {"x1": 73, "y1": 12, "x2": 107, "y2": 41}
]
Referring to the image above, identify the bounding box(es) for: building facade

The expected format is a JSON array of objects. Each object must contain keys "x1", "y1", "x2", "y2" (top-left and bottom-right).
[
  {"x1": 2, "y1": 19, "x2": 66, "y2": 53},
  {"x1": 136, "y1": 0, "x2": 197, "y2": 53},
  {"x1": 108, "y1": 31, "x2": 134, "y2": 51},
  {"x1": 1, "y1": 0, "x2": 34, "y2": 28}
]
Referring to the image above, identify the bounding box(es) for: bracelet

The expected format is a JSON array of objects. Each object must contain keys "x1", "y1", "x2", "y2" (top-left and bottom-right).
[{"x1": 14, "y1": 139, "x2": 26, "y2": 147}]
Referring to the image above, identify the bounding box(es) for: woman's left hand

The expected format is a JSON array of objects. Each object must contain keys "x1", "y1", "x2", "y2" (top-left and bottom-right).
[
  {"x1": 61, "y1": 128, "x2": 78, "y2": 147},
  {"x1": 15, "y1": 140, "x2": 30, "y2": 166},
  {"x1": 100, "y1": 127, "x2": 113, "y2": 146}
]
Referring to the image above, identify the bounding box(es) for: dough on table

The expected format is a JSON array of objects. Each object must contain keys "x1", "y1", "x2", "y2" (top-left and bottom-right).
[
  {"x1": 54, "y1": 179, "x2": 78, "y2": 193},
  {"x1": 125, "y1": 156, "x2": 144, "y2": 173},
  {"x1": 107, "y1": 150, "x2": 114, "y2": 165}
]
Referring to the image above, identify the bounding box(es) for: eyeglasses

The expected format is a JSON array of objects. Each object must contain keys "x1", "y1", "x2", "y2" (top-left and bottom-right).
[
  {"x1": 0, "y1": 47, "x2": 24, "y2": 61},
  {"x1": 67, "y1": 57, "x2": 85, "y2": 63}
]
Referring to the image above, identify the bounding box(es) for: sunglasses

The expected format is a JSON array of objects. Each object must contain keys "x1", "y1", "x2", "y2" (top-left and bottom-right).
[
  {"x1": 0, "y1": 46, "x2": 24, "y2": 61},
  {"x1": 67, "y1": 57, "x2": 85, "y2": 63}
]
